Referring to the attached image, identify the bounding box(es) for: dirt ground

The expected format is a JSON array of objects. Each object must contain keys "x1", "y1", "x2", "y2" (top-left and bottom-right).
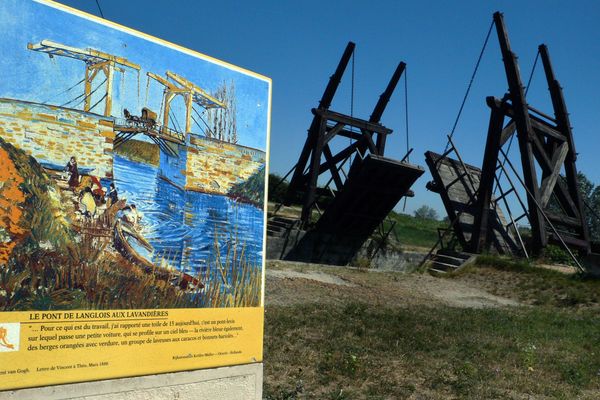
[
  {"x1": 264, "y1": 259, "x2": 600, "y2": 399},
  {"x1": 266, "y1": 260, "x2": 521, "y2": 309}
]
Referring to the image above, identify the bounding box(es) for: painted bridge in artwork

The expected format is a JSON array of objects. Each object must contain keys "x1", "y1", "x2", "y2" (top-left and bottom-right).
[{"x1": 0, "y1": 97, "x2": 265, "y2": 194}]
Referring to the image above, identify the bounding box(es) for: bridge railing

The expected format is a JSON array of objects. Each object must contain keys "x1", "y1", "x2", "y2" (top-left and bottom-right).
[{"x1": 113, "y1": 118, "x2": 186, "y2": 144}]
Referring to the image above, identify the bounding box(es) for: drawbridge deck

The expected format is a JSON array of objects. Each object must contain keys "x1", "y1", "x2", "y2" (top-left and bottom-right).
[
  {"x1": 425, "y1": 151, "x2": 521, "y2": 255},
  {"x1": 113, "y1": 118, "x2": 185, "y2": 157},
  {"x1": 285, "y1": 154, "x2": 424, "y2": 265}
]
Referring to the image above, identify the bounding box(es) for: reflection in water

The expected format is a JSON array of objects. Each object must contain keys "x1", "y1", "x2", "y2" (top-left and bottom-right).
[{"x1": 113, "y1": 155, "x2": 263, "y2": 276}]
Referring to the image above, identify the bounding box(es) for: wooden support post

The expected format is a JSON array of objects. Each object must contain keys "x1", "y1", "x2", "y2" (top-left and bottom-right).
[
  {"x1": 84, "y1": 65, "x2": 99, "y2": 112},
  {"x1": 301, "y1": 118, "x2": 327, "y2": 226},
  {"x1": 104, "y1": 62, "x2": 114, "y2": 117},
  {"x1": 370, "y1": 61, "x2": 406, "y2": 154},
  {"x1": 185, "y1": 93, "x2": 193, "y2": 133},
  {"x1": 284, "y1": 43, "x2": 355, "y2": 207},
  {"x1": 494, "y1": 11, "x2": 546, "y2": 253},
  {"x1": 163, "y1": 92, "x2": 175, "y2": 129},
  {"x1": 539, "y1": 44, "x2": 590, "y2": 253},
  {"x1": 472, "y1": 101, "x2": 505, "y2": 253}
]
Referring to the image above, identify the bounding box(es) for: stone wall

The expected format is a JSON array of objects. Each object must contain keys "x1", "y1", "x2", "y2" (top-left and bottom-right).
[
  {"x1": 0, "y1": 363, "x2": 263, "y2": 400},
  {"x1": 0, "y1": 99, "x2": 114, "y2": 178},
  {"x1": 159, "y1": 135, "x2": 265, "y2": 195},
  {"x1": 185, "y1": 136, "x2": 265, "y2": 194}
]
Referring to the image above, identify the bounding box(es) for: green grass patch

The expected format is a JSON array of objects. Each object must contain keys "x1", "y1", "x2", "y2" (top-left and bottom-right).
[
  {"x1": 385, "y1": 211, "x2": 446, "y2": 248},
  {"x1": 472, "y1": 255, "x2": 600, "y2": 308},
  {"x1": 264, "y1": 302, "x2": 600, "y2": 399}
]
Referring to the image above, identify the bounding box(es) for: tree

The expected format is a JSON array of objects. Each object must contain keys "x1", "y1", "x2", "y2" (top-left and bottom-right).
[
  {"x1": 577, "y1": 172, "x2": 600, "y2": 241},
  {"x1": 267, "y1": 173, "x2": 288, "y2": 204},
  {"x1": 414, "y1": 205, "x2": 439, "y2": 221}
]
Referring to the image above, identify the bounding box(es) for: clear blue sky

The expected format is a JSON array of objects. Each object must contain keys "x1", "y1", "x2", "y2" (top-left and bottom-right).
[{"x1": 48, "y1": 0, "x2": 600, "y2": 215}]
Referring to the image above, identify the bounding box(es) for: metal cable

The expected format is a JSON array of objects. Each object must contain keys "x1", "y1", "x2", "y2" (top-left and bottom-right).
[
  {"x1": 524, "y1": 49, "x2": 540, "y2": 96},
  {"x1": 62, "y1": 77, "x2": 107, "y2": 108},
  {"x1": 444, "y1": 19, "x2": 495, "y2": 152},
  {"x1": 402, "y1": 67, "x2": 409, "y2": 212},
  {"x1": 95, "y1": 0, "x2": 105, "y2": 18},
  {"x1": 89, "y1": 92, "x2": 107, "y2": 112},
  {"x1": 43, "y1": 77, "x2": 85, "y2": 104}
]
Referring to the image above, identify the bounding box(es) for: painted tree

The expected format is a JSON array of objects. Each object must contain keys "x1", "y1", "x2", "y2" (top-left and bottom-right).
[{"x1": 206, "y1": 80, "x2": 237, "y2": 143}]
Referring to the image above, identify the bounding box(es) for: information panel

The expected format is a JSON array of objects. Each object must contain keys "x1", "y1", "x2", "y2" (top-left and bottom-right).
[{"x1": 0, "y1": 0, "x2": 269, "y2": 391}]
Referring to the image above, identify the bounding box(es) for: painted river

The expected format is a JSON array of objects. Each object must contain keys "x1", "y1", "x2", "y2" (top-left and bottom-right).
[{"x1": 110, "y1": 154, "x2": 264, "y2": 276}]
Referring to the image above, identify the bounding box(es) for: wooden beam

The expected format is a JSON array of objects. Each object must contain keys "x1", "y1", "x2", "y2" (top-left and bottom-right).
[
  {"x1": 323, "y1": 122, "x2": 345, "y2": 145},
  {"x1": 359, "y1": 129, "x2": 378, "y2": 155},
  {"x1": 312, "y1": 108, "x2": 392, "y2": 135},
  {"x1": 317, "y1": 142, "x2": 361, "y2": 175},
  {"x1": 487, "y1": 97, "x2": 565, "y2": 141},
  {"x1": 301, "y1": 118, "x2": 327, "y2": 225},
  {"x1": 500, "y1": 120, "x2": 516, "y2": 146},
  {"x1": 539, "y1": 142, "x2": 568, "y2": 207},
  {"x1": 369, "y1": 61, "x2": 405, "y2": 123},
  {"x1": 322, "y1": 144, "x2": 344, "y2": 191},
  {"x1": 546, "y1": 212, "x2": 584, "y2": 228},
  {"x1": 335, "y1": 129, "x2": 363, "y2": 141},
  {"x1": 530, "y1": 133, "x2": 579, "y2": 217}
]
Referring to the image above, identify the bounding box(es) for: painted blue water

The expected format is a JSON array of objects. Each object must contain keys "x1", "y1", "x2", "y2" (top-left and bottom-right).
[{"x1": 111, "y1": 154, "x2": 264, "y2": 275}]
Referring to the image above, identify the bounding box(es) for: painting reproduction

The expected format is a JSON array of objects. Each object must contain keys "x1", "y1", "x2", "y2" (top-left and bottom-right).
[{"x1": 0, "y1": 0, "x2": 269, "y2": 312}]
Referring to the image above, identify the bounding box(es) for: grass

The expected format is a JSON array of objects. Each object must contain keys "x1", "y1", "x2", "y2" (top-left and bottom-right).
[
  {"x1": 1, "y1": 214, "x2": 262, "y2": 310},
  {"x1": 385, "y1": 211, "x2": 446, "y2": 249},
  {"x1": 264, "y1": 301, "x2": 600, "y2": 399},
  {"x1": 114, "y1": 139, "x2": 160, "y2": 166},
  {"x1": 198, "y1": 231, "x2": 262, "y2": 308},
  {"x1": 461, "y1": 255, "x2": 600, "y2": 309},
  {"x1": 228, "y1": 166, "x2": 265, "y2": 207},
  {"x1": 263, "y1": 257, "x2": 600, "y2": 399}
]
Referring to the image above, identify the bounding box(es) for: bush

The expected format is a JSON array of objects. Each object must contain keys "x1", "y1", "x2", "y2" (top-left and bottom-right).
[{"x1": 414, "y1": 205, "x2": 439, "y2": 221}]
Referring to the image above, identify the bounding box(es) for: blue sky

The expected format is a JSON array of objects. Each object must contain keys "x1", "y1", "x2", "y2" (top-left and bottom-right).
[
  {"x1": 0, "y1": 0, "x2": 270, "y2": 151},
  {"x1": 9, "y1": 0, "x2": 600, "y2": 217}
]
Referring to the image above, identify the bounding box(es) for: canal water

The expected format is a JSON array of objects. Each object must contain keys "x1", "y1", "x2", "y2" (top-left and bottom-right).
[{"x1": 111, "y1": 154, "x2": 264, "y2": 276}]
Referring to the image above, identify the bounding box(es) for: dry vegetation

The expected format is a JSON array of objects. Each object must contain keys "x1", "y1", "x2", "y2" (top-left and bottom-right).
[{"x1": 0, "y1": 138, "x2": 261, "y2": 310}]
